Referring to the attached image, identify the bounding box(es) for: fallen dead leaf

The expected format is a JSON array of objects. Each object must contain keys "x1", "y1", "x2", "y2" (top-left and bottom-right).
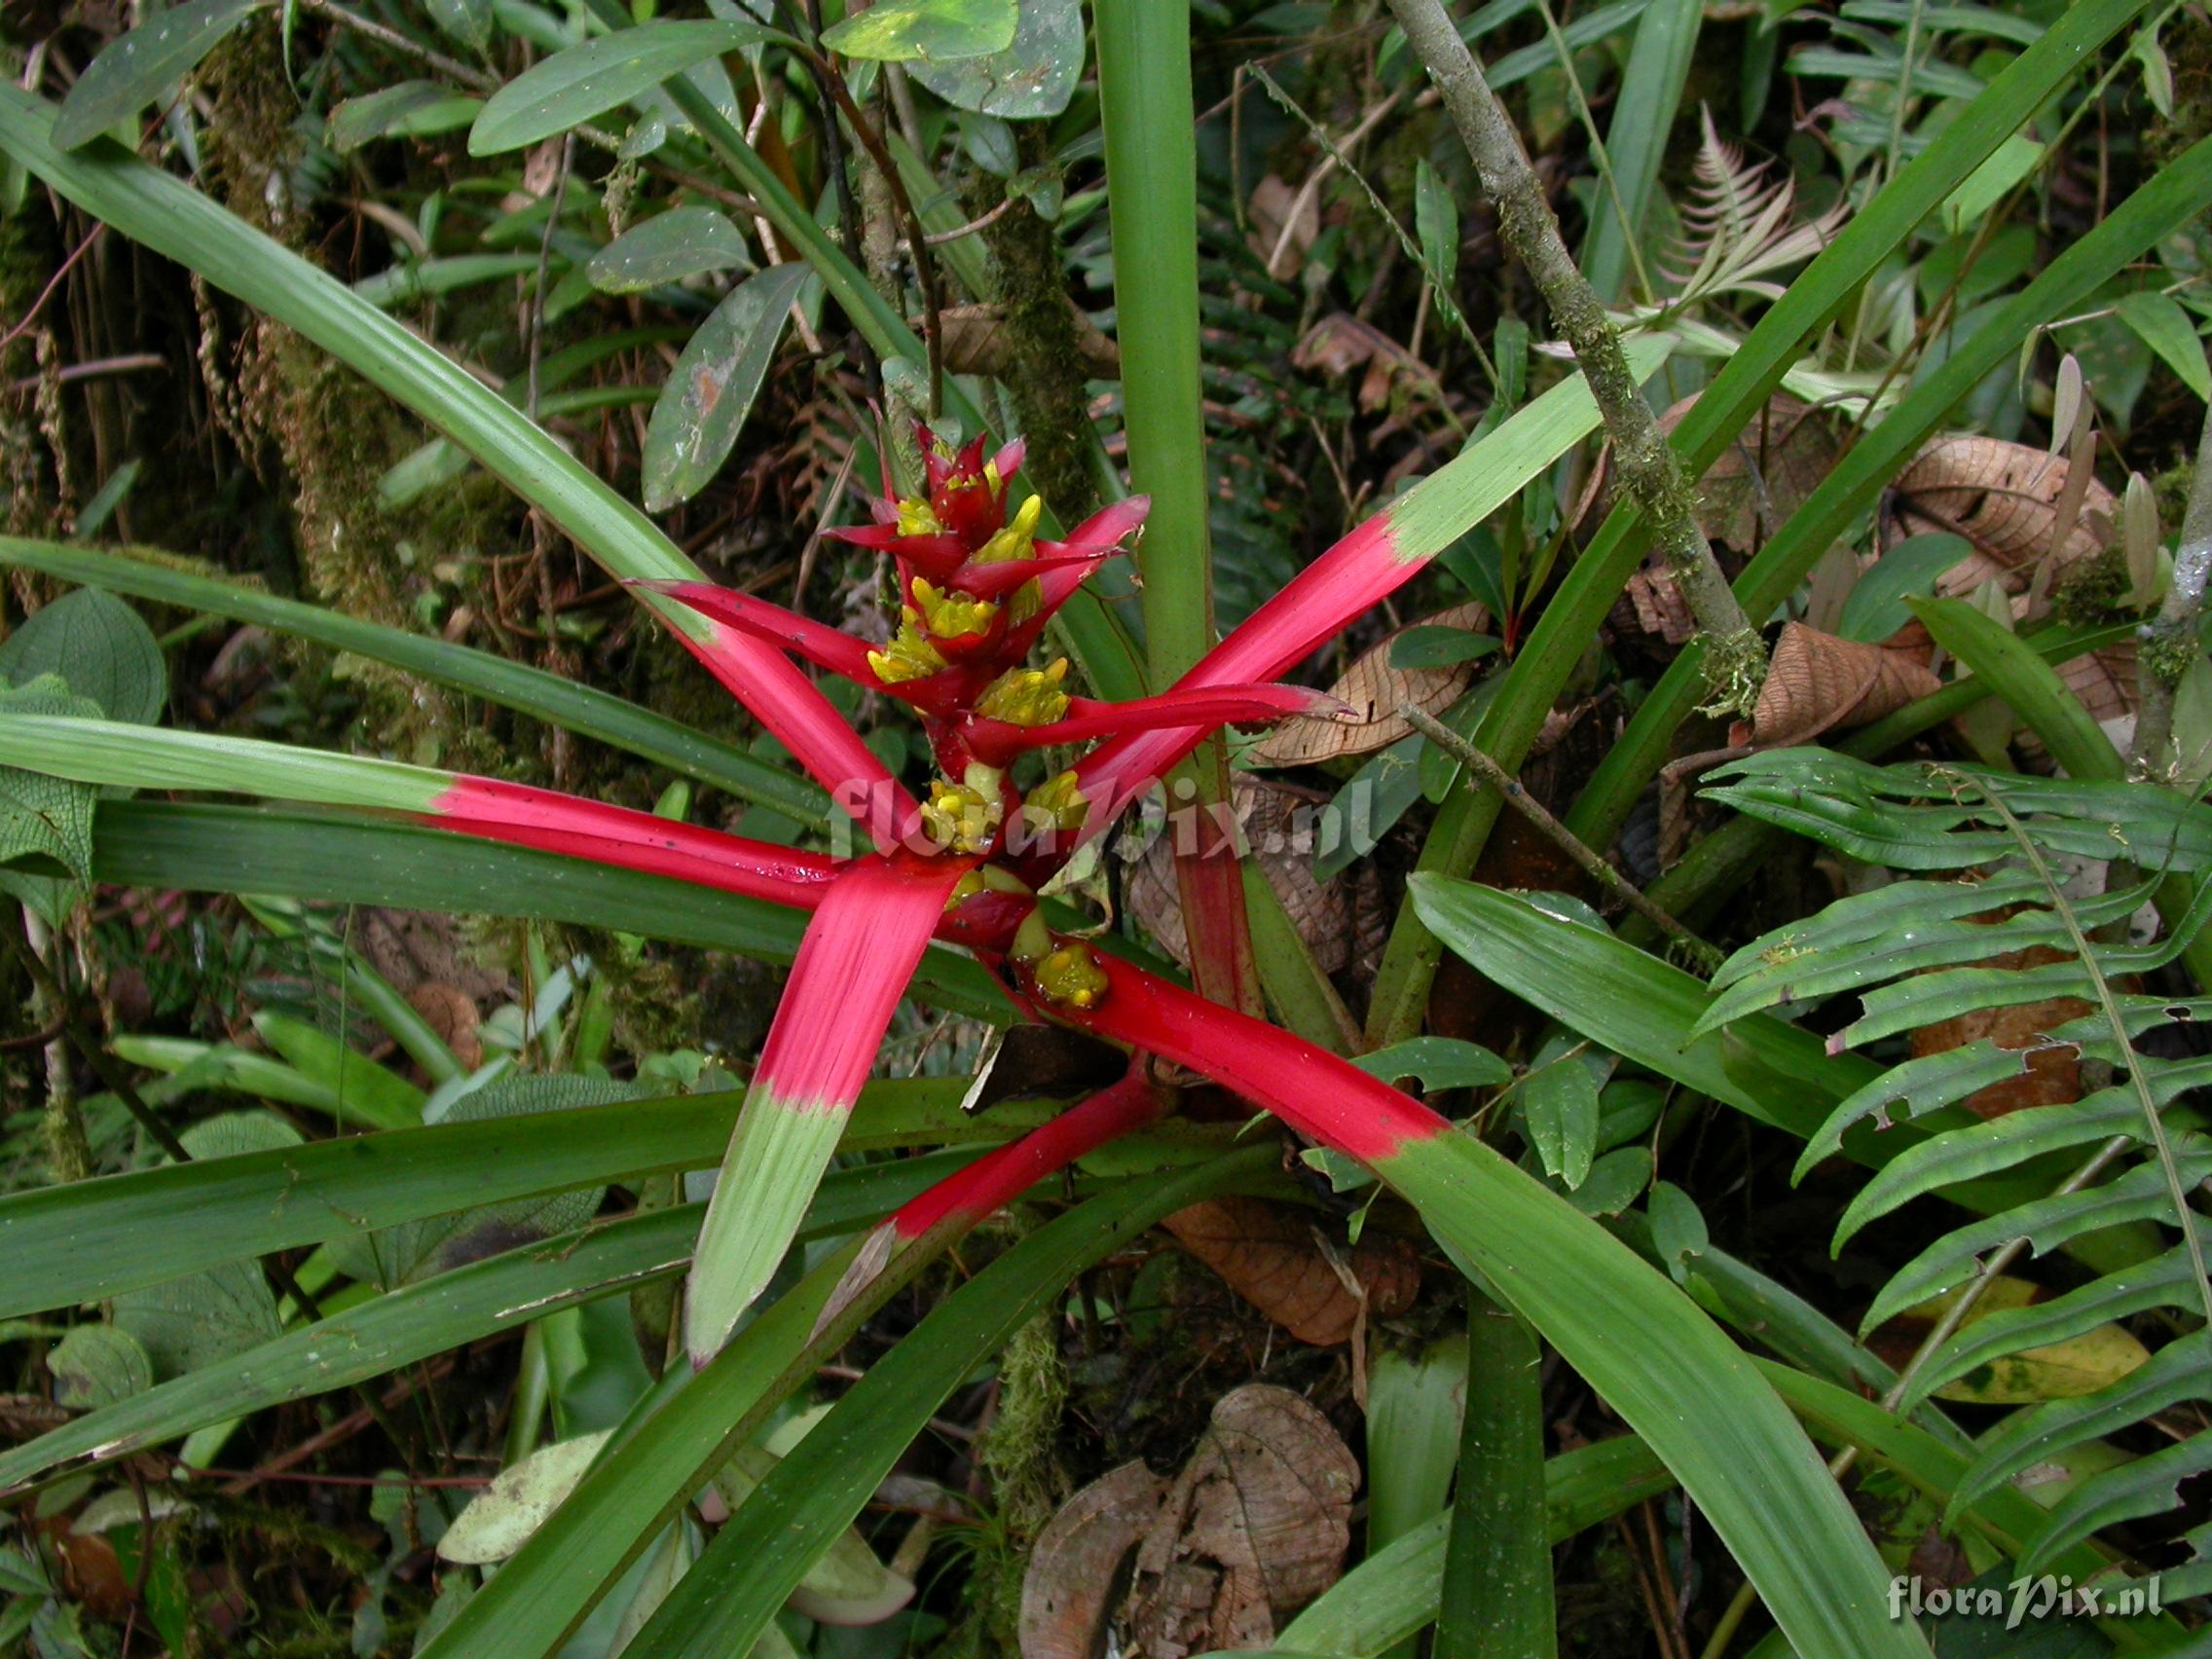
[
  {"x1": 1252, "y1": 601, "x2": 1492, "y2": 766},
  {"x1": 1124, "y1": 1384, "x2": 1360, "y2": 1656},
  {"x1": 1019, "y1": 1461, "x2": 1168, "y2": 1659},
  {"x1": 1907, "y1": 937, "x2": 2091, "y2": 1121},
  {"x1": 937, "y1": 300, "x2": 1121, "y2": 380},
  {"x1": 1893, "y1": 435, "x2": 2117, "y2": 603},
  {"x1": 1161, "y1": 1193, "x2": 1419, "y2": 1346},
  {"x1": 407, "y1": 980, "x2": 483, "y2": 1073},
  {"x1": 1128, "y1": 777, "x2": 1385, "y2": 979},
  {"x1": 1728, "y1": 621, "x2": 1941, "y2": 749}
]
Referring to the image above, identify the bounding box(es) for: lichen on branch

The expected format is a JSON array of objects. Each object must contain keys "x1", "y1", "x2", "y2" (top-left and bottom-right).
[{"x1": 1384, "y1": 0, "x2": 1764, "y2": 715}]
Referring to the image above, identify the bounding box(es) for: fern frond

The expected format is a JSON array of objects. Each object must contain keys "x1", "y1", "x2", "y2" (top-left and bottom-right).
[
  {"x1": 1661, "y1": 106, "x2": 1847, "y2": 309},
  {"x1": 1702, "y1": 747, "x2": 2212, "y2": 1593}
]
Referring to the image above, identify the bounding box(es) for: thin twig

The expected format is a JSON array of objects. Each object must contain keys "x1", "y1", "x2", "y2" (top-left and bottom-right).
[
  {"x1": 295, "y1": 0, "x2": 497, "y2": 92},
  {"x1": 1401, "y1": 704, "x2": 1723, "y2": 971},
  {"x1": 0, "y1": 224, "x2": 102, "y2": 350},
  {"x1": 1383, "y1": 0, "x2": 1765, "y2": 715}
]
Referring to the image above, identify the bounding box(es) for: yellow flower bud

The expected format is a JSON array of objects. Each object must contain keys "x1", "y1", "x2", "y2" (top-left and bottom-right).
[
  {"x1": 921, "y1": 777, "x2": 1002, "y2": 855},
  {"x1": 909, "y1": 579, "x2": 999, "y2": 643},
  {"x1": 1033, "y1": 942, "x2": 1110, "y2": 1010},
  {"x1": 1021, "y1": 769, "x2": 1088, "y2": 836},
  {"x1": 976, "y1": 658, "x2": 1071, "y2": 726},
  {"x1": 972, "y1": 493, "x2": 1043, "y2": 565},
  {"x1": 866, "y1": 608, "x2": 949, "y2": 683}
]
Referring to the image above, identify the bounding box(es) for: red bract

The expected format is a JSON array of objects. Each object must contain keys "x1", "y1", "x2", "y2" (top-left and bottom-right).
[{"x1": 410, "y1": 424, "x2": 1450, "y2": 1363}]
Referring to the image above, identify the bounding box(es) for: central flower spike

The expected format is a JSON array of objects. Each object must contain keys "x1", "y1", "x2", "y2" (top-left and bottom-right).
[{"x1": 977, "y1": 660, "x2": 1071, "y2": 726}]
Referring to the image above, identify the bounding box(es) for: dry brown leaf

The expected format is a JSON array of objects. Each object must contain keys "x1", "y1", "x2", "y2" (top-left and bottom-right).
[
  {"x1": 407, "y1": 981, "x2": 483, "y2": 1073},
  {"x1": 1893, "y1": 435, "x2": 2117, "y2": 604},
  {"x1": 1677, "y1": 393, "x2": 1847, "y2": 550},
  {"x1": 1124, "y1": 1385, "x2": 1360, "y2": 1657},
  {"x1": 1253, "y1": 601, "x2": 1491, "y2": 767},
  {"x1": 1161, "y1": 1194, "x2": 1419, "y2": 1346},
  {"x1": 1729, "y1": 621, "x2": 1941, "y2": 749},
  {"x1": 1907, "y1": 941, "x2": 2090, "y2": 1120},
  {"x1": 935, "y1": 301, "x2": 1121, "y2": 380},
  {"x1": 1624, "y1": 568, "x2": 1698, "y2": 645},
  {"x1": 1128, "y1": 778, "x2": 1384, "y2": 979},
  {"x1": 1019, "y1": 1461, "x2": 1168, "y2": 1659},
  {"x1": 1248, "y1": 174, "x2": 1319, "y2": 274}
]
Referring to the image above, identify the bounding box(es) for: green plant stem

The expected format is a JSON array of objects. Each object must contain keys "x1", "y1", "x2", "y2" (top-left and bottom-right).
[
  {"x1": 1437, "y1": 1292, "x2": 1555, "y2": 1657},
  {"x1": 1401, "y1": 705, "x2": 1721, "y2": 971},
  {"x1": 1384, "y1": 0, "x2": 1760, "y2": 708},
  {"x1": 2131, "y1": 400, "x2": 2212, "y2": 779},
  {"x1": 1094, "y1": 0, "x2": 1258, "y2": 1014}
]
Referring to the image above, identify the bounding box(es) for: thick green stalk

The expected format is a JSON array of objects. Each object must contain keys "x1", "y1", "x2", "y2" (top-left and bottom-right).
[
  {"x1": 1437, "y1": 1295, "x2": 1556, "y2": 1658},
  {"x1": 1094, "y1": 0, "x2": 1259, "y2": 1014}
]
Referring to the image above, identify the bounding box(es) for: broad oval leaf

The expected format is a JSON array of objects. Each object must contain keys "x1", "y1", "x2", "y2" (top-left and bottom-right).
[
  {"x1": 909, "y1": 0, "x2": 1081, "y2": 117},
  {"x1": 327, "y1": 81, "x2": 484, "y2": 152},
  {"x1": 424, "y1": 0, "x2": 494, "y2": 55},
  {"x1": 587, "y1": 205, "x2": 751, "y2": 293},
  {"x1": 440, "y1": 1431, "x2": 615, "y2": 1564},
  {"x1": 821, "y1": 0, "x2": 1015, "y2": 62},
  {"x1": 643, "y1": 262, "x2": 816, "y2": 512},
  {"x1": 0, "y1": 584, "x2": 165, "y2": 724},
  {"x1": 468, "y1": 19, "x2": 772, "y2": 156},
  {"x1": 53, "y1": 0, "x2": 266, "y2": 151}
]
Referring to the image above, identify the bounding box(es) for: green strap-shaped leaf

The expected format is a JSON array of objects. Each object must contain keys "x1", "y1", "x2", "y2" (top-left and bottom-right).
[
  {"x1": 1253, "y1": 1437, "x2": 1672, "y2": 1657},
  {"x1": 468, "y1": 20, "x2": 775, "y2": 155},
  {"x1": 0, "y1": 538, "x2": 827, "y2": 826},
  {"x1": 89, "y1": 800, "x2": 1014, "y2": 1017},
  {"x1": 0, "y1": 1081, "x2": 1081, "y2": 1318},
  {"x1": 613, "y1": 1153, "x2": 1257, "y2": 1657},
  {"x1": 52, "y1": 0, "x2": 266, "y2": 150},
  {"x1": 0, "y1": 1156, "x2": 979, "y2": 1495}
]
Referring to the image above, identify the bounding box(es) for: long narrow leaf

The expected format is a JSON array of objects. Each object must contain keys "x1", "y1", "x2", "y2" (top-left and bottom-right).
[
  {"x1": 92, "y1": 801, "x2": 1013, "y2": 1017},
  {"x1": 1057, "y1": 949, "x2": 1929, "y2": 1659},
  {"x1": 0, "y1": 537, "x2": 828, "y2": 826}
]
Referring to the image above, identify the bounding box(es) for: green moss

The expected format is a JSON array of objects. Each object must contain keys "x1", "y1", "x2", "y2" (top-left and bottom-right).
[
  {"x1": 1695, "y1": 625, "x2": 1769, "y2": 719},
  {"x1": 2052, "y1": 546, "x2": 2134, "y2": 628}
]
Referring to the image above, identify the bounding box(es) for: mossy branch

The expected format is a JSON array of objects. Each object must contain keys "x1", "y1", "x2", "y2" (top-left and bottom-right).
[
  {"x1": 2131, "y1": 402, "x2": 2212, "y2": 780},
  {"x1": 1383, "y1": 0, "x2": 1764, "y2": 716}
]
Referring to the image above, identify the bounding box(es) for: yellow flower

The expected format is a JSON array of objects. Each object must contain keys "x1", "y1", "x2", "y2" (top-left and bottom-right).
[
  {"x1": 976, "y1": 658, "x2": 1071, "y2": 726},
  {"x1": 1033, "y1": 942, "x2": 1109, "y2": 1010},
  {"x1": 910, "y1": 578, "x2": 999, "y2": 643},
  {"x1": 866, "y1": 608, "x2": 948, "y2": 683},
  {"x1": 921, "y1": 778, "x2": 1002, "y2": 854}
]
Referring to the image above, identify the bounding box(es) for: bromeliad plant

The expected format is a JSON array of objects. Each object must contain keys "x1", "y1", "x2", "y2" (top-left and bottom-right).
[{"x1": 16, "y1": 0, "x2": 2205, "y2": 1648}]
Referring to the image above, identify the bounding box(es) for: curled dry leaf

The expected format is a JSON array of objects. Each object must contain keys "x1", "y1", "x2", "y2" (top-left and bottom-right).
[
  {"x1": 936, "y1": 300, "x2": 1121, "y2": 380},
  {"x1": 1728, "y1": 621, "x2": 1941, "y2": 749},
  {"x1": 1018, "y1": 1460, "x2": 1168, "y2": 1659},
  {"x1": 1893, "y1": 435, "x2": 2117, "y2": 602},
  {"x1": 1125, "y1": 1384, "x2": 1360, "y2": 1655},
  {"x1": 1591, "y1": 393, "x2": 1845, "y2": 559},
  {"x1": 1022, "y1": 1387, "x2": 1360, "y2": 1659},
  {"x1": 1161, "y1": 1193, "x2": 1419, "y2": 1346},
  {"x1": 1248, "y1": 173, "x2": 1319, "y2": 274},
  {"x1": 1252, "y1": 601, "x2": 1491, "y2": 767},
  {"x1": 1292, "y1": 313, "x2": 1437, "y2": 412},
  {"x1": 1624, "y1": 566, "x2": 1697, "y2": 645},
  {"x1": 407, "y1": 980, "x2": 483, "y2": 1072},
  {"x1": 1128, "y1": 777, "x2": 1385, "y2": 978}
]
